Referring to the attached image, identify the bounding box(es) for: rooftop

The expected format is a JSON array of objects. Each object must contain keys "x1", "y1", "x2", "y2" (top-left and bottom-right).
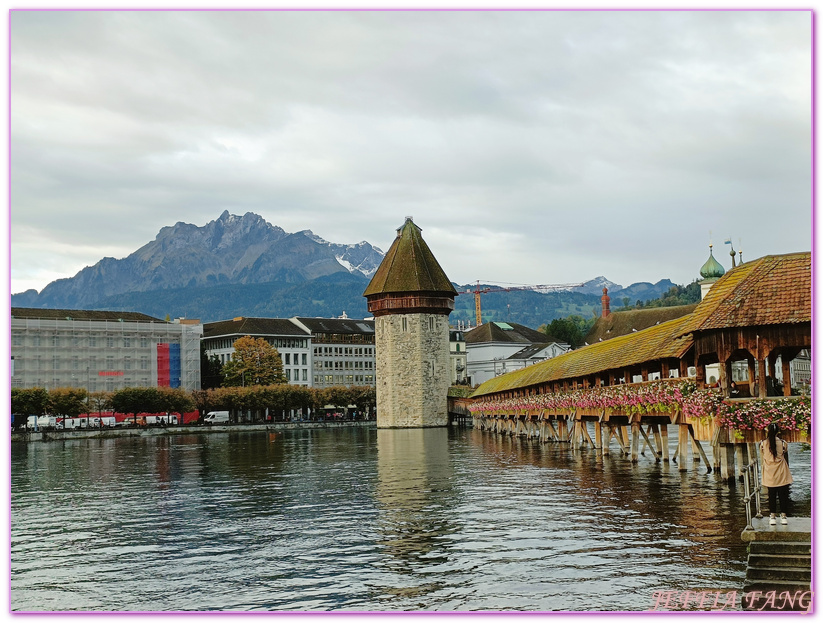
[
  {"x1": 295, "y1": 317, "x2": 375, "y2": 334},
  {"x1": 584, "y1": 304, "x2": 698, "y2": 344},
  {"x1": 203, "y1": 317, "x2": 310, "y2": 339},
  {"x1": 363, "y1": 217, "x2": 457, "y2": 297},
  {"x1": 678, "y1": 252, "x2": 811, "y2": 335},
  {"x1": 472, "y1": 315, "x2": 694, "y2": 398},
  {"x1": 465, "y1": 321, "x2": 551, "y2": 345},
  {"x1": 11, "y1": 307, "x2": 164, "y2": 323}
]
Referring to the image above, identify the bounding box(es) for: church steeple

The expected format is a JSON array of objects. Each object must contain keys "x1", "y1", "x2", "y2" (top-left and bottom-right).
[
  {"x1": 699, "y1": 245, "x2": 726, "y2": 280},
  {"x1": 699, "y1": 244, "x2": 726, "y2": 300}
]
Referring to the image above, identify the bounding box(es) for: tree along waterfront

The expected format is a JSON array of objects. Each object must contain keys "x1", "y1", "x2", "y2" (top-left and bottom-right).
[{"x1": 12, "y1": 384, "x2": 377, "y2": 429}]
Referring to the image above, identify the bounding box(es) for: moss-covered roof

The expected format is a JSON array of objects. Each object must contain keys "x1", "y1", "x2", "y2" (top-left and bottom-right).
[
  {"x1": 471, "y1": 315, "x2": 694, "y2": 398},
  {"x1": 584, "y1": 304, "x2": 698, "y2": 344},
  {"x1": 678, "y1": 252, "x2": 811, "y2": 335},
  {"x1": 363, "y1": 218, "x2": 457, "y2": 297}
]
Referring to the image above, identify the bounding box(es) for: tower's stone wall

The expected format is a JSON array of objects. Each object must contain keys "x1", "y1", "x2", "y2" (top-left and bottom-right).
[{"x1": 375, "y1": 312, "x2": 450, "y2": 428}]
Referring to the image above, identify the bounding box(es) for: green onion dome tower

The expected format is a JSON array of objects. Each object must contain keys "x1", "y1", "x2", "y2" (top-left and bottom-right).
[
  {"x1": 699, "y1": 244, "x2": 726, "y2": 300},
  {"x1": 364, "y1": 217, "x2": 458, "y2": 428}
]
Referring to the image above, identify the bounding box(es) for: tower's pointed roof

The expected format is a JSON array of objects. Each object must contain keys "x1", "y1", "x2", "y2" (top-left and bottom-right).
[
  {"x1": 699, "y1": 246, "x2": 726, "y2": 280},
  {"x1": 364, "y1": 217, "x2": 457, "y2": 297}
]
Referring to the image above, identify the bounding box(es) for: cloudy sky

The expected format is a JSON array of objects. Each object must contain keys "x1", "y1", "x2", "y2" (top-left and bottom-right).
[{"x1": 10, "y1": 9, "x2": 812, "y2": 295}]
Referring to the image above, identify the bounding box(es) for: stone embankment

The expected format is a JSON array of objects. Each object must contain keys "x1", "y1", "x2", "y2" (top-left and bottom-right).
[{"x1": 12, "y1": 420, "x2": 376, "y2": 443}]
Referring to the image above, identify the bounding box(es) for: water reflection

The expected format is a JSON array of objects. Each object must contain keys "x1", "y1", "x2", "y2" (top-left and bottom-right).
[
  {"x1": 372, "y1": 429, "x2": 455, "y2": 605},
  {"x1": 10, "y1": 426, "x2": 811, "y2": 612}
]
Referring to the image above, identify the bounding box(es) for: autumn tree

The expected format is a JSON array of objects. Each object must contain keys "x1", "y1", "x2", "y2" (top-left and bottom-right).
[
  {"x1": 49, "y1": 387, "x2": 89, "y2": 419},
  {"x1": 222, "y1": 336, "x2": 286, "y2": 387}
]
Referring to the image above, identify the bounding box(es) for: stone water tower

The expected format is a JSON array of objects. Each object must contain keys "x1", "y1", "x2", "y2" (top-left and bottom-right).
[{"x1": 364, "y1": 217, "x2": 458, "y2": 428}]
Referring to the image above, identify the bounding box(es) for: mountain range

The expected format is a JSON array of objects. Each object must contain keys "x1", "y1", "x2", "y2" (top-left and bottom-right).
[{"x1": 12, "y1": 212, "x2": 680, "y2": 325}]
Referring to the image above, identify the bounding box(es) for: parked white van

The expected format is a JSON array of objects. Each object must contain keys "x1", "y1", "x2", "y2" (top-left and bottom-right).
[
  {"x1": 25, "y1": 415, "x2": 56, "y2": 430},
  {"x1": 204, "y1": 411, "x2": 230, "y2": 424}
]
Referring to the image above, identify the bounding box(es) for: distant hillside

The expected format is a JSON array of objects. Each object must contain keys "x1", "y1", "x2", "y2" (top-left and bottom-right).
[{"x1": 12, "y1": 211, "x2": 684, "y2": 325}]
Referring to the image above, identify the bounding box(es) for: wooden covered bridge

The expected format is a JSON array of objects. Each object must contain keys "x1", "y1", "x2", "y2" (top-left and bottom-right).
[{"x1": 467, "y1": 252, "x2": 811, "y2": 483}]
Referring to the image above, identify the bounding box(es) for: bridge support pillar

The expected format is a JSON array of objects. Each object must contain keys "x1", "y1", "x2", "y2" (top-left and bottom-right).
[
  {"x1": 602, "y1": 424, "x2": 611, "y2": 456},
  {"x1": 558, "y1": 419, "x2": 568, "y2": 443},
  {"x1": 594, "y1": 422, "x2": 602, "y2": 450},
  {"x1": 735, "y1": 443, "x2": 750, "y2": 482},
  {"x1": 630, "y1": 421, "x2": 640, "y2": 463},
  {"x1": 678, "y1": 425, "x2": 690, "y2": 472},
  {"x1": 719, "y1": 443, "x2": 737, "y2": 484},
  {"x1": 659, "y1": 424, "x2": 669, "y2": 461}
]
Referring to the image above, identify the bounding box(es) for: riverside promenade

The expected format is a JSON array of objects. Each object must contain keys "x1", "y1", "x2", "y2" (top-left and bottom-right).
[{"x1": 12, "y1": 420, "x2": 375, "y2": 443}]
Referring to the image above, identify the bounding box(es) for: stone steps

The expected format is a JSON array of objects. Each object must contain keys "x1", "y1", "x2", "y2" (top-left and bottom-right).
[{"x1": 743, "y1": 538, "x2": 811, "y2": 611}]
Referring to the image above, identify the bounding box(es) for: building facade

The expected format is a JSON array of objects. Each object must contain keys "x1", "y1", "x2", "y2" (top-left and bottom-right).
[
  {"x1": 465, "y1": 321, "x2": 567, "y2": 386},
  {"x1": 449, "y1": 329, "x2": 468, "y2": 385},
  {"x1": 10, "y1": 308, "x2": 202, "y2": 392},
  {"x1": 292, "y1": 317, "x2": 376, "y2": 388},
  {"x1": 202, "y1": 315, "x2": 376, "y2": 388},
  {"x1": 201, "y1": 317, "x2": 313, "y2": 386}
]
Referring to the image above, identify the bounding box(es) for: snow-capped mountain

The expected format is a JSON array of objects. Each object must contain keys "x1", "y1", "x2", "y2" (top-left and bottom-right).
[{"x1": 13, "y1": 211, "x2": 385, "y2": 310}]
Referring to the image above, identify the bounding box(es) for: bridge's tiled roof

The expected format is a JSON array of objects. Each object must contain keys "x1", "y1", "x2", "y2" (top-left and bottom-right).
[
  {"x1": 677, "y1": 252, "x2": 811, "y2": 335},
  {"x1": 363, "y1": 218, "x2": 457, "y2": 297},
  {"x1": 471, "y1": 315, "x2": 693, "y2": 398},
  {"x1": 584, "y1": 304, "x2": 698, "y2": 344}
]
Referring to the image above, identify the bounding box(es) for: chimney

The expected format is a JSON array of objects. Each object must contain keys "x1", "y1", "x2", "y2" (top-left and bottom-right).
[{"x1": 601, "y1": 287, "x2": 611, "y2": 318}]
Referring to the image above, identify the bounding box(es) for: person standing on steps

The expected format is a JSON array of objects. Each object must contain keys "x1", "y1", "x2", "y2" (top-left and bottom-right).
[{"x1": 761, "y1": 423, "x2": 793, "y2": 525}]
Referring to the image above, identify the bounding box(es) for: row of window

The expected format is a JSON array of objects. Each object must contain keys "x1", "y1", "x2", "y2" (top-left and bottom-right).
[
  {"x1": 314, "y1": 360, "x2": 374, "y2": 370},
  {"x1": 12, "y1": 335, "x2": 164, "y2": 348},
  {"x1": 312, "y1": 334, "x2": 374, "y2": 344},
  {"x1": 209, "y1": 337, "x2": 311, "y2": 350},
  {"x1": 285, "y1": 369, "x2": 309, "y2": 382},
  {"x1": 283, "y1": 353, "x2": 308, "y2": 366},
  {"x1": 313, "y1": 375, "x2": 375, "y2": 385},
  {"x1": 313, "y1": 346, "x2": 374, "y2": 356},
  {"x1": 14, "y1": 356, "x2": 152, "y2": 371}
]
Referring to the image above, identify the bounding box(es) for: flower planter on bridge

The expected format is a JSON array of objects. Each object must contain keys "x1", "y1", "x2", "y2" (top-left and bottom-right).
[
  {"x1": 730, "y1": 427, "x2": 810, "y2": 444},
  {"x1": 689, "y1": 416, "x2": 719, "y2": 442}
]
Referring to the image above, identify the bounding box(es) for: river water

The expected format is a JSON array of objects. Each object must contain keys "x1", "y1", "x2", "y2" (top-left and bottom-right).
[{"x1": 10, "y1": 426, "x2": 811, "y2": 612}]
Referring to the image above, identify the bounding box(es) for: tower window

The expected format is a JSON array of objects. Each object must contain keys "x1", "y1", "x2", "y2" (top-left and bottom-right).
[{"x1": 402, "y1": 317, "x2": 408, "y2": 332}]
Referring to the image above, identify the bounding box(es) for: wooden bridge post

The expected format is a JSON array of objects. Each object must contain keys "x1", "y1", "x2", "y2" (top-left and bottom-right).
[
  {"x1": 581, "y1": 422, "x2": 595, "y2": 447},
  {"x1": 630, "y1": 421, "x2": 640, "y2": 463},
  {"x1": 594, "y1": 421, "x2": 602, "y2": 450},
  {"x1": 659, "y1": 424, "x2": 670, "y2": 461},
  {"x1": 620, "y1": 426, "x2": 630, "y2": 452},
  {"x1": 557, "y1": 418, "x2": 568, "y2": 443},
  {"x1": 719, "y1": 443, "x2": 737, "y2": 484},
  {"x1": 677, "y1": 425, "x2": 690, "y2": 472},
  {"x1": 602, "y1": 424, "x2": 611, "y2": 456},
  {"x1": 651, "y1": 424, "x2": 665, "y2": 461},
  {"x1": 735, "y1": 443, "x2": 750, "y2": 482}
]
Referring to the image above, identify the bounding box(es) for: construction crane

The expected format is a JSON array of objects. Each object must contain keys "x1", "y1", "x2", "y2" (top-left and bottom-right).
[{"x1": 465, "y1": 280, "x2": 585, "y2": 326}]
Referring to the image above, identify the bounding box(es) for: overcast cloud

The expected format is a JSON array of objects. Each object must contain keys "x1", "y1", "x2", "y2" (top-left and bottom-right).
[{"x1": 10, "y1": 10, "x2": 812, "y2": 296}]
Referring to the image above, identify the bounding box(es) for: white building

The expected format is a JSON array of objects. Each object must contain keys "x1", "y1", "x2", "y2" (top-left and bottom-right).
[
  {"x1": 11, "y1": 308, "x2": 202, "y2": 392},
  {"x1": 449, "y1": 329, "x2": 468, "y2": 385},
  {"x1": 292, "y1": 317, "x2": 376, "y2": 388},
  {"x1": 202, "y1": 315, "x2": 376, "y2": 389},
  {"x1": 465, "y1": 321, "x2": 570, "y2": 386},
  {"x1": 202, "y1": 317, "x2": 313, "y2": 386}
]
